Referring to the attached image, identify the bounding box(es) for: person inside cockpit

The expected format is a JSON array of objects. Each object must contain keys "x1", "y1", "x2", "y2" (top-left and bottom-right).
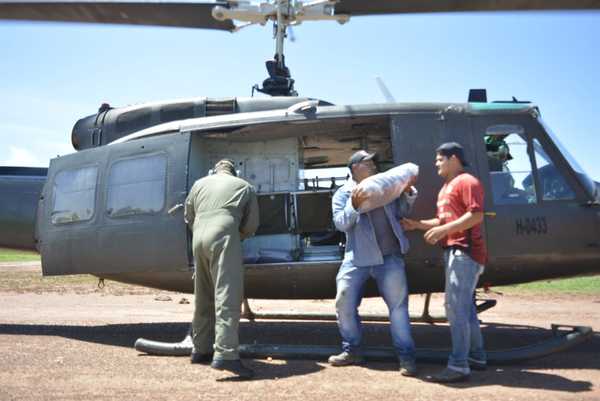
[{"x1": 485, "y1": 135, "x2": 512, "y2": 172}]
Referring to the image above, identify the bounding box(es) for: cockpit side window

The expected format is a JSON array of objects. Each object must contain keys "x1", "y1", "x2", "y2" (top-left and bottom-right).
[
  {"x1": 538, "y1": 118, "x2": 596, "y2": 199},
  {"x1": 485, "y1": 125, "x2": 536, "y2": 205},
  {"x1": 532, "y1": 138, "x2": 576, "y2": 201}
]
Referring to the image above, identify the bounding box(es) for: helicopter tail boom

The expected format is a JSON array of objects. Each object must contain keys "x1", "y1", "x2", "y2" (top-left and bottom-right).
[{"x1": 0, "y1": 167, "x2": 46, "y2": 251}]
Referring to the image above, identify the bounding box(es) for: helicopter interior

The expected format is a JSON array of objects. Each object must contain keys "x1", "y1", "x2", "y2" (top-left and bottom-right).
[{"x1": 188, "y1": 115, "x2": 392, "y2": 265}]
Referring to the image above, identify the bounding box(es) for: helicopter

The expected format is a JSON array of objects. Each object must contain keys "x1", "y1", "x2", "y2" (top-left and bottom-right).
[{"x1": 1, "y1": 0, "x2": 600, "y2": 360}]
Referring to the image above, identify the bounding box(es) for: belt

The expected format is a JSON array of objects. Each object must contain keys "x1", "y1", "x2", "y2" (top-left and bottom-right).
[{"x1": 443, "y1": 245, "x2": 470, "y2": 254}]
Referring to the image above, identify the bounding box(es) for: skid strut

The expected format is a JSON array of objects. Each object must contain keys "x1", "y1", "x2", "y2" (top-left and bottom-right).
[{"x1": 238, "y1": 296, "x2": 497, "y2": 324}]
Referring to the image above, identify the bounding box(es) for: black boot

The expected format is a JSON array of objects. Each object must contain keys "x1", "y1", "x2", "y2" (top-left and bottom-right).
[
  {"x1": 190, "y1": 351, "x2": 214, "y2": 364},
  {"x1": 210, "y1": 359, "x2": 254, "y2": 379}
]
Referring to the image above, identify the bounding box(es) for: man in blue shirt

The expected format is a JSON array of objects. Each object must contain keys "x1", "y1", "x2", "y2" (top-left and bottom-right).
[{"x1": 329, "y1": 150, "x2": 418, "y2": 376}]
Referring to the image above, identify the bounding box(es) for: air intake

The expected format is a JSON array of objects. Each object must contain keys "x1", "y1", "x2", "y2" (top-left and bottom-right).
[{"x1": 206, "y1": 98, "x2": 237, "y2": 116}]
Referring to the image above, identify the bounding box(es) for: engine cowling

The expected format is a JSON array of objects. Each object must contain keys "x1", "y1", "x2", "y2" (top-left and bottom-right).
[{"x1": 71, "y1": 96, "x2": 329, "y2": 150}]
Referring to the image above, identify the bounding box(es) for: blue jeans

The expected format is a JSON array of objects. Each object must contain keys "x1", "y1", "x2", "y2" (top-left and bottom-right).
[
  {"x1": 444, "y1": 249, "x2": 487, "y2": 374},
  {"x1": 335, "y1": 254, "x2": 415, "y2": 362}
]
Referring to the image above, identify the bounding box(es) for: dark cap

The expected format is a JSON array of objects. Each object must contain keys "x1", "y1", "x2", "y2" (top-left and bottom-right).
[
  {"x1": 436, "y1": 142, "x2": 470, "y2": 167},
  {"x1": 348, "y1": 150, "x2": 377, "y2": 169}
]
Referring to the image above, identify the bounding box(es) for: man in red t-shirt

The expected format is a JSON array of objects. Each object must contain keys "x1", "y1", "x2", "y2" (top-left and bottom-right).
[{"x1": 402, "y1": 142, "x2": 487, "y2": 383}]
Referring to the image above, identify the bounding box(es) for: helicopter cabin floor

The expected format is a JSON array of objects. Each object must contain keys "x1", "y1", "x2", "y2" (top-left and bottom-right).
[{"x1": 0, "y1": 267, "x2": 599, "y2": 400}]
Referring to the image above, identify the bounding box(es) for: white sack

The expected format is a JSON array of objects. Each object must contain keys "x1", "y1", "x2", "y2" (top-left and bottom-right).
[{"x1": 356, "y1": 162, "x2": 419, "y2": 213}]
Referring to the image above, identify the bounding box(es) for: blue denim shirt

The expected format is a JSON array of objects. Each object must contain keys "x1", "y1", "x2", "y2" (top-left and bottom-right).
[{"x1": 332, "y1": 179, "x2": 417, "y2": 267}]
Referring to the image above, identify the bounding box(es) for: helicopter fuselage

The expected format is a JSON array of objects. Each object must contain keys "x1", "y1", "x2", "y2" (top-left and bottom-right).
[{"x1": 1, "y1": 97, "x2": 599, "y2": 298}]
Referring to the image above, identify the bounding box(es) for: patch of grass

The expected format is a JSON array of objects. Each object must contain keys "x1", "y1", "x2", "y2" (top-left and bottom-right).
[
  {"x1": 0, "y1": 247, "x2": 40, "y2": 262},
  {"x1": 0, "y1": 271, "x2": 160, "y2": 295},
  {"x1": 500, "y1": 276, "x2": 600, "y2": 294}
]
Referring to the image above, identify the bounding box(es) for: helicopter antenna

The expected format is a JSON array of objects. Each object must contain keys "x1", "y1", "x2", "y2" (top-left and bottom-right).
[
  {"x1": 375, "y1": 76, "x2": 396, "y2": 103},
  {"x1": 213, "y1": 0, "x2": 349, "y2": 97}
]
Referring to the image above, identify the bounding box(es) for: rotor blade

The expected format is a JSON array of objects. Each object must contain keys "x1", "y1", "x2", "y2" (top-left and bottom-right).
[
  {"x1": 0, "y1": 1, "x2": 235, "y2": 31},
  {"x1": 334, "y1": 0, "x2": 600, "y2": 16}
]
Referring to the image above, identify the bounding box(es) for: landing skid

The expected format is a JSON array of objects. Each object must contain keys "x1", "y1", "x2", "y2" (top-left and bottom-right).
[{"x1": 134, "y1": 324, "x2": 592, "y2": 364}]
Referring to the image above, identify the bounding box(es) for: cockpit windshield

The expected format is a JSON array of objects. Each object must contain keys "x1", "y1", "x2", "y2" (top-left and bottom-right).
[{"x1": 537, "y1": 118, "x2": 596, "y2": 199}]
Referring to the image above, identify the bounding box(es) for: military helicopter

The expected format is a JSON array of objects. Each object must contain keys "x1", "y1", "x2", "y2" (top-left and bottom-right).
[{"x1": 1, "y1": 1, "x2": 600, "y2": 360}]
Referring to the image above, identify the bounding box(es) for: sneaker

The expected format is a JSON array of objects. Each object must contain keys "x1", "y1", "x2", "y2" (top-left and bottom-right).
[
  {"x1": 427, "y1": 368, "x2": 470, "y2": 383},
  {"x1": 399, "y1": 360, "x2": 417, "y2": 377},
  {"x1": 210, "y1": 359, "x2": 254, "y2": 380},
  {"x1": 468, "y1": 357, "x2": 487, "y2": 371},
  {"x1": 327, "y1": 351, "x2": 364, "y2": 366}
]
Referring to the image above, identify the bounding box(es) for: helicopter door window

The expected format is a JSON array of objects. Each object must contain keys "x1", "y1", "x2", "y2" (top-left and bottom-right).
[
  {"x1": 485, "y1": 130, "x2": 536, "y2": 205},
  {"x1": 51, "y1": 166, "x2": 98, "y2": 225},
  {"x1": 531, "y1": 138, "x2": 576, "y2": 201},
  {"x1": 106, "y1": 153, "x2": 167, "y2": 218}
]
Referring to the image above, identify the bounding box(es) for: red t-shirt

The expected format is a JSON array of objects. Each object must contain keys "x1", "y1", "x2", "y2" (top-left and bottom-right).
[{"x1": 436, "y1": 173, "x2": 487, "y2": 265}]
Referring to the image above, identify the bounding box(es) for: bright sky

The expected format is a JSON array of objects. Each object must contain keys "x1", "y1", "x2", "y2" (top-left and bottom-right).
[{"x1": 1, "y1": 8, "x2": 599, "y2": 182}]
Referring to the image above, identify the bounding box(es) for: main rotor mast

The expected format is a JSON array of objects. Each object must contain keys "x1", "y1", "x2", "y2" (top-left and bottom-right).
[{"x1": 212, "y1": 0, "x2": 349, "y2": 96}]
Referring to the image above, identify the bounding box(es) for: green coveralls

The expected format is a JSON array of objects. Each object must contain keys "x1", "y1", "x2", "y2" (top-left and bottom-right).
[{"x1": 184, "y1": 171, "x2": 259, "y2": 360}]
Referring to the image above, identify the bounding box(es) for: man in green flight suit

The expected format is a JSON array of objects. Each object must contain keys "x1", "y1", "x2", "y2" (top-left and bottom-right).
[{"x1": 184, "y1": 159, "x2": 259, "y2": 379}]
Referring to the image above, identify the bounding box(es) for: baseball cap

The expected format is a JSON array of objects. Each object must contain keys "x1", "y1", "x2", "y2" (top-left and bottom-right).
[
  {"x1": 347, "y1": 150, "x2": 377, "y2": 169},
  {"x1": 436, "y1": 142, "x2": 470, "y2": 167}
]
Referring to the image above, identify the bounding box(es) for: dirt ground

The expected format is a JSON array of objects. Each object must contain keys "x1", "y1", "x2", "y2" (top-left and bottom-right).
[{"x1": 1, "y1": 262, "x2": 599, "y2": 401}]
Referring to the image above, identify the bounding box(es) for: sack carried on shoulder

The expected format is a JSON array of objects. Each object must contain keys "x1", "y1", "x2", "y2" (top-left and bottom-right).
[{"x1": 357, "y1": 163, "x2": 419, "y2": 213}]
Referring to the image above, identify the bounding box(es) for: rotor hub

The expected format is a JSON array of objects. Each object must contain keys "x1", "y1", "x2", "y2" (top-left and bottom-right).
[
  {"x1": 213, "y1": 1, "x2": 350, "y2": 96},
  {"x1": 212, "y1": 1, "x2": 349, "y2": 28}
]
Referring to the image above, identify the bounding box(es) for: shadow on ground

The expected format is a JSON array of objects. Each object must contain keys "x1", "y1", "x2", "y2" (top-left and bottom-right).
[{"x1": 1, "y1": 320, "x2": 598, "y2": 390}]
